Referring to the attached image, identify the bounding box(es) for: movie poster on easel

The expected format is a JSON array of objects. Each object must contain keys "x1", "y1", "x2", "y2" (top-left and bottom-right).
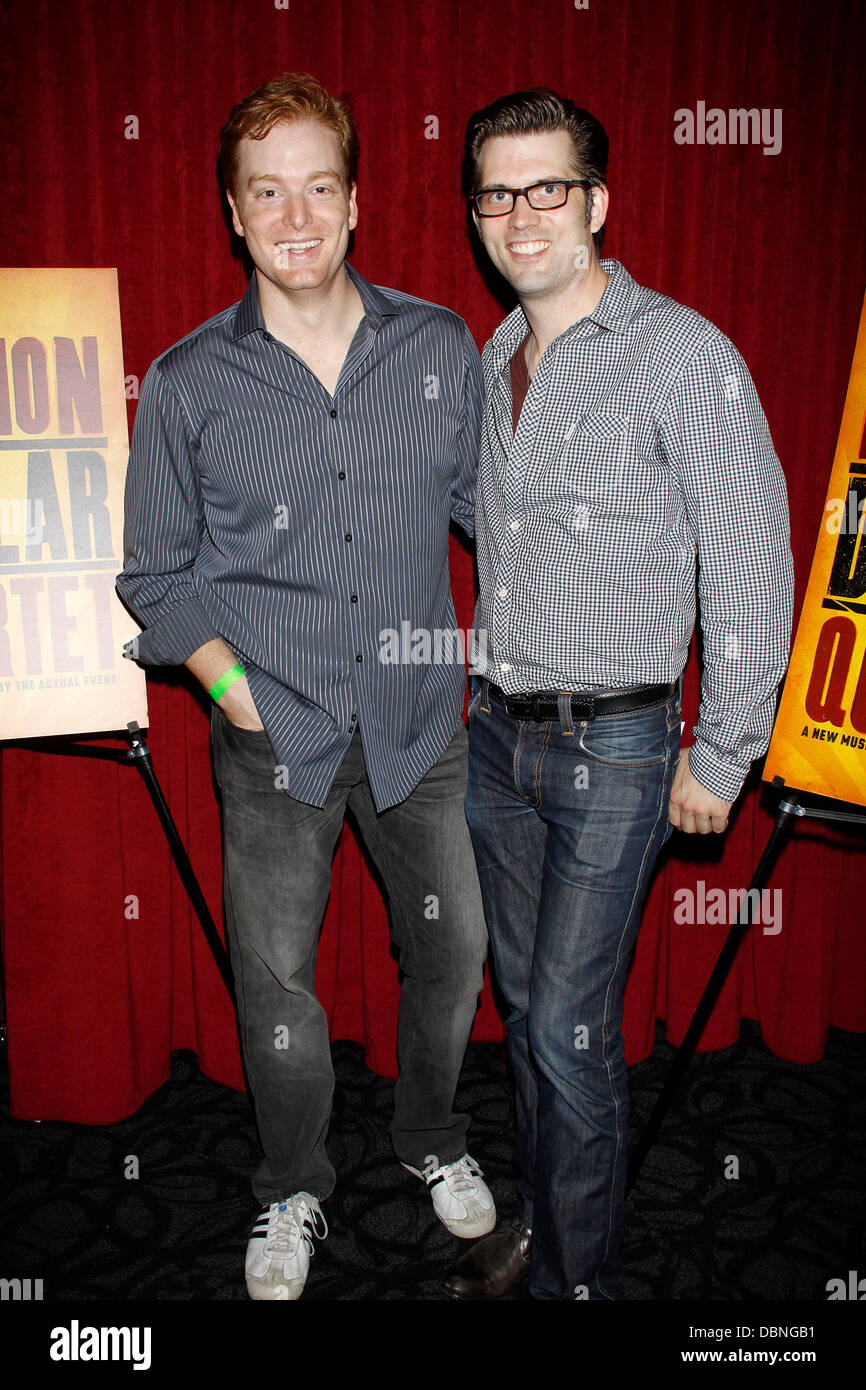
[
  {"x1": 763, "y1": 293, "x2": 866, "y2": 808},
  {"x1": 0, "y1": 268, "x2": 147, "y2": 739}
]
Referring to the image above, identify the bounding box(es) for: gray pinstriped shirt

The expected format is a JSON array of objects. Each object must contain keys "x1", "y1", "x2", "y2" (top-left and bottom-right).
[
  {"x1": 473, "y1": 259, "x2": 793, "y2": 802},
  {"x1": 117, "y1": 264, "x2": 482, "y2": 811}
]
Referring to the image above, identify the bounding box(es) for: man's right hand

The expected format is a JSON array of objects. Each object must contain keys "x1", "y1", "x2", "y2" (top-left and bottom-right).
[
  {"x1": 217, "y1": 674, "x2": 265, "y2": 731},
  {"x1": 185, "y1": 637, "x2": 265, "y2": 731}
]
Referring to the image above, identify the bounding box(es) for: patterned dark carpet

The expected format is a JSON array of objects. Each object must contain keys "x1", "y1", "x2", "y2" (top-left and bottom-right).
[{"x1": 1, "y1": 1021, "x2": 864, "y2": 1302}]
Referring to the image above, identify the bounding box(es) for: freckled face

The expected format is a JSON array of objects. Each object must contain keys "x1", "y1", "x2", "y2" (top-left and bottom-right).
[{"x1": 227, "y1": 119, "x2": 358, "y2": 297}]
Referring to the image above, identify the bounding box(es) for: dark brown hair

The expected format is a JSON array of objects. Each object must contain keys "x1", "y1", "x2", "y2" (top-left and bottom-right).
[{"x1": 463, "y1": 88, "x2": 609, "y2": 252}]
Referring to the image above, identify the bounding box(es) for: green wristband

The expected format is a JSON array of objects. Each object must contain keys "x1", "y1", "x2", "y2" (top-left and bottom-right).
[{"x1": 209, "y1": 664, "x2": 245, "y2": 703}]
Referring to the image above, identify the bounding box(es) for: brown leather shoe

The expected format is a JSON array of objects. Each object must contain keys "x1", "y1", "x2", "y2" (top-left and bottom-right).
[{"x1": 441, "y1": 1218, "x2": 531, "y2": 1299}]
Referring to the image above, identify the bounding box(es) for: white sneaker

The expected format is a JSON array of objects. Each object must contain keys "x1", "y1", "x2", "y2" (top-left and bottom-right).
[
  {"x1": 245, "y1": 1193, "x2": 328, "y2": 1300},
  {"x1": 402, "y1": 1154, "x2": 496, "y2": 1238}
]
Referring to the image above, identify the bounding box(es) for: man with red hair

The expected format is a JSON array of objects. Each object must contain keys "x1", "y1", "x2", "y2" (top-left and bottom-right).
[{"x1": 118, "y1": 73, "x2": 494, "y2": 1301}]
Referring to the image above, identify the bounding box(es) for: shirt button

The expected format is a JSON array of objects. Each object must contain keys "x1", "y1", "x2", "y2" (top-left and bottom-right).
[
  {"x1": 330, "y1": 409, "x2": 337, "y2": 418},
  {"x1": 509, "y1": 520, "x2": 520, "y2": 532},
  {"x1": 498, "y1": 586, "x2": 509, "y2": 598},
  {"x1": 345, "y1": 533, "x2": 352, "y2": 542},
  {"x1": 350, "y1": 594, "x2": 358, "y2": 603},
  {"x1": 356, "y1": 653, "x2": 363, "y2": 662},
  {"x1": 501, "y1": 663, "x2": 511, "y2": 672},
  {"x1": 338, "y1": 471, "x2": 346, "y2": 480}
]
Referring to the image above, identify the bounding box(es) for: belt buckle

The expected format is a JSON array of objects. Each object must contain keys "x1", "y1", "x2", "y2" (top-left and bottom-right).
[
  {"x1": 514, "y1": 694, "x2": 534, "y2": 718},
  {"x1": 504, "y1": 691, "x2": 532, "y2": 719}
]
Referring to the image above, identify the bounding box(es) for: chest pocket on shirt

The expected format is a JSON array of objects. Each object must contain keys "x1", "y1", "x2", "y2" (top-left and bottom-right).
[
  {"x1": 572, "y1": 410, "x2": 631, "y2": 443},
  {"x1": 534, "y1": 410, "x2": 631, "y2": 503}
]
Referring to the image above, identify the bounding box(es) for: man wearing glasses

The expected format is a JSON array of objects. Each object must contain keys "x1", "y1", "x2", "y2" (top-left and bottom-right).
[
  {"x1": 443, "y1": 88, "x2": 792, "y2": 1301},
  {"x1": 118, "y1": 72, "x2": 494, "y2": 1301}
]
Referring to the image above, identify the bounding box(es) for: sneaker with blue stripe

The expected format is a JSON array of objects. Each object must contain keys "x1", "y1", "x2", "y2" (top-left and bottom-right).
[{"x1": 245, "y1": 1193, "x2": 328, "y2": 1300}]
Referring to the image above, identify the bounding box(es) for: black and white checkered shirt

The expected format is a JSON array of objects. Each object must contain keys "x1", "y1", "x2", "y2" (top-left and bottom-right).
[{"x1": 472, "y1": 258, "x2": 793, "y2": 802}]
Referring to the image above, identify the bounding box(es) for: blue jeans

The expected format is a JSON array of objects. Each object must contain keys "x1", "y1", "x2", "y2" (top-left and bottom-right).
[
  {"x1": 464, "y1": 678, "x2": 681, "y2": 1300},
  {"x1": 211, "y1": 709, "x2": 488, "y2": 1206}
]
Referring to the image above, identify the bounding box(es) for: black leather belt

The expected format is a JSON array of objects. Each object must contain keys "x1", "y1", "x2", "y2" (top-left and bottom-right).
[{"x1": 485, "y1": 681, "x2": 676, "y2": 722}]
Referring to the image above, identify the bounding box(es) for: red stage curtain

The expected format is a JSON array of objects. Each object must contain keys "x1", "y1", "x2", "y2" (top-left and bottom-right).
[{"x1": 1, "y1": 0, "x2": 864, "y2": 1123}]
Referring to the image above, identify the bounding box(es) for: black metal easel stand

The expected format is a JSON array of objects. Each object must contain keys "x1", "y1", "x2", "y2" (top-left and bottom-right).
[
  {"x1": 8, "y1": 720, "x2": 235, "y2": 1004},
  {"x1": 627, "y1": 786, "x2": 866, "y2": 1193}
]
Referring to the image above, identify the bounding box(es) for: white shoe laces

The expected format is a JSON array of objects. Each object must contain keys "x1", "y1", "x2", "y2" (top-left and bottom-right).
[
  {"x1": 264, "y1": 1193, "x2": 328, "y2": 1259},
  {"x1": 439, "y1": 1155, "x2": 483, "y2": 1198}
]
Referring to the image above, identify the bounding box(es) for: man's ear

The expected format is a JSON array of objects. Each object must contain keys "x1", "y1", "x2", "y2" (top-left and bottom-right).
[
  {"x1": 588, "y1": 184, "x2": 609, "y2": 234},
  {"x1": 226, "y1": 191, "x2": 244, "y2": 239},
  {"x1": 347, "y1": 180, "x2": 359, "y2": 232}
]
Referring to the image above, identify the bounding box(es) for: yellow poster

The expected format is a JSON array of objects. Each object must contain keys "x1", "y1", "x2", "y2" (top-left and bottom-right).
[
  {"x1": 764, "y1": 293, "x2": 866, "y2": 806},
  {"x1": 0, "y1": 268, "x2": 147, "y2": 739}
]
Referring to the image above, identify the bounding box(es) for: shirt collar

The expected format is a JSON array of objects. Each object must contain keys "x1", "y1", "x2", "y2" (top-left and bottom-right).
[
  {"x1": 488, "y1": 258, "x2": 643, "y2": 367},
  {"x1": 232, "y1": 260, "x2": 401, "y2": 340}
]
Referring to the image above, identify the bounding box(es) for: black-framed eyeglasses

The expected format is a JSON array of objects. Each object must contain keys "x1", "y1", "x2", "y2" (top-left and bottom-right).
[{"x1": 471, "y1": 179, "x2": 592, "y2": 217}]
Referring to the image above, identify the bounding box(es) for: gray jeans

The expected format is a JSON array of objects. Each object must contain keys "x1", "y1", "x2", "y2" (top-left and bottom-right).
[{"x1": 211, "y1": 707, "x2": 489, "y2": 1205}]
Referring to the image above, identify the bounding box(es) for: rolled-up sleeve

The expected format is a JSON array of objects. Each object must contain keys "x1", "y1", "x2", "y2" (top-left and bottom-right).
[{"x1": 116, "y1": 362, "x2": 220, "y2": 665}]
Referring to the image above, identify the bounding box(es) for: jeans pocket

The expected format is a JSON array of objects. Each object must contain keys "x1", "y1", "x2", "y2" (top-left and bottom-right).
[
  {"x1": 576, "y1": 700, "x2": 673, "y2": 768},
  {"x1": 213, "y1": 703, "x2": 267, "y2": 737},
  {"x1": 212, "y1": 704, "x2": 277, "y2": 786},
  {"x1": 467, "y1": 677, "x2": 483, "y2": 722}
]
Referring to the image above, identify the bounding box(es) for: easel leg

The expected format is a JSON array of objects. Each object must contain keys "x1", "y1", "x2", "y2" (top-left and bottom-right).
[
  {"x1": 125, "y1": 723, "x2": 236, "y2": 1004},
  {"x1": 626, "y1": 798, "x2": 798, "y2": 1193}
]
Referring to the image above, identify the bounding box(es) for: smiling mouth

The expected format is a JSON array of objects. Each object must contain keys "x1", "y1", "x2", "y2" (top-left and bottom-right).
[
  {"x1": 275, "y1": 239, "x2": 323, "y2": 260},
  {"x1": 508, "y1": 240, "x2": 552, "y2": 257}
]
